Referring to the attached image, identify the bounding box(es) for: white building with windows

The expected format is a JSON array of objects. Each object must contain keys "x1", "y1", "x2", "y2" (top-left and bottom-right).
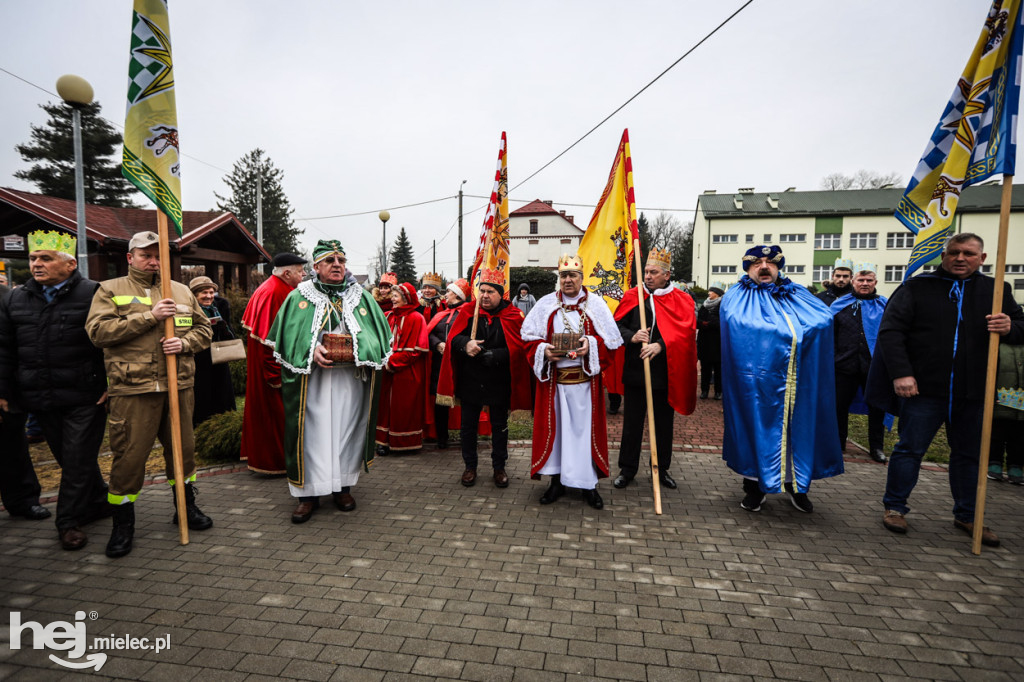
[
  {"x1": 692, "y1": 184, "x2": 1024, "y2": 300},
  {"x1": 508, "y1": 199, "x2": 584, "y2": 269}
]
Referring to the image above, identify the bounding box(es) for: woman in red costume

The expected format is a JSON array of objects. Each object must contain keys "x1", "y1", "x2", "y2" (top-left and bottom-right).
[{"x1": 375, "y1": 282, "x2": 428, "y2": 453}]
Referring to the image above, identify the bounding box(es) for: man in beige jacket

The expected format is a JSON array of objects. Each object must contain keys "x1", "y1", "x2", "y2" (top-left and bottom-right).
[{"x1": 86, "y1": 231, "x2": 213, "y2": 558}]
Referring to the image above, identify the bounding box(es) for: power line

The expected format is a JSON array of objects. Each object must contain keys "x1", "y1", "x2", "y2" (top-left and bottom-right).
[{"x1": 510, "y1": 0, "x2": 755, "y2": 192}]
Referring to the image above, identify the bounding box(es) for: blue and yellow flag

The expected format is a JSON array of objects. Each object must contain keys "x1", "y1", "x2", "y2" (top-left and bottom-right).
[
  {"x1": 897, "y1": 0, "x2": 1023, "y2": 279},
  {"x1": 579, "y1": 129, "x2": 640, "y2": 312},
  {"x1": 122, "y1": 0, "x2": 183, "y2": 235}
]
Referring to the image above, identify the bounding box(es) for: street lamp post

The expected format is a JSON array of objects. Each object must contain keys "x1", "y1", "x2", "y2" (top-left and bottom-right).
[
  {"x1": 56, "y1": 74, "x2": 94, "y2": 278},
  {"x1": 378, "y1": 210, "x2": 391, "y2": 273}
]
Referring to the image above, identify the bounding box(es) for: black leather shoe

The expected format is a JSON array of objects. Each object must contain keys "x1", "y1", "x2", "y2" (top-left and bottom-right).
[
  {"x1": 333, "y1": 492, "x2": 356, "y2": 512},
  {"x1": 10, "y1": 504, "x2": 51, "y2": 520},
  {"x1": 584, "y1": 489, "x2": 604, "y2": 510},
  {"x1": 699, "y1": 391, "x2": 708, "y2": 399},
  {"x1": 59, "y1": 527, "x2": 88, "y2": 551},
  {"x1": 291, "y1": 497, "x2": 319, "y2": 523},
  {"x1": 659, "y1": 472, "x2": 677, "y2": 490},
  {"x1": 539, "y1": 479, "x2": 565, "y2": 504},
  {"x1": 493, "y1": 470, "x2": 509, "y2": 488},
  {"x1": 870, "y1": 449, "x2": 888, "y2": 464},
  {"x1": 613, "y1": 474, "x2": 632, "y2": 489}
]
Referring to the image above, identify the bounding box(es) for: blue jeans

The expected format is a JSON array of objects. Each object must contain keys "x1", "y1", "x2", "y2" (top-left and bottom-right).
[{"x1": 883, "y1": 395, "x2": 982, "y2": 522}]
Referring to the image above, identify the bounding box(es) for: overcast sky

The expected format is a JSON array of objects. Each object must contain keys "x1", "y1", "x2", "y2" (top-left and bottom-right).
[{"x1": 0, "y1": 0, "x2": 1014, "y2": 279}]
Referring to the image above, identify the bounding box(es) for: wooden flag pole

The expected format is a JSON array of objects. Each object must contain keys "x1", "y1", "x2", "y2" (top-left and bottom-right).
[
  {"x1": 157, "y1": 211, "x2": 189, "y2": 545},
  {"x1": 971, "y1": 174, "x2": 1012, "y2": 554},
  {"x1": 632, "y1": 239, "x2": 662, "y2": 514}
]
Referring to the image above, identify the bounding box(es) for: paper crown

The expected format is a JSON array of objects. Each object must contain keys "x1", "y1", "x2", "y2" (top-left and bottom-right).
[
  {"x1": 28, "y1": 230, "x2": 76, "y2": 257},
  {"x1": 379, "y1": 272, "x2": 398, "y2": 286},
  {"x1": 854, "y1": 262, "x2": 878, "y2": 274},
  {"x1": 480, "y1": 268, "x2": 505, "y2": 288},
  {"x1": 997, "y1": 387, "x2": 1024, "y2": 412},
  {"x1": 647, "y1": 247, "x2": 672, "y2": 272},
  {"x1": 421, "y1": 272, "x2": 443, "y2": 289},
  {"x1": 558, "y1": 253, "x2": 583, "y2": 273},
  {"x1": 834, "y1": 258, "x2": 855, "y2": 270}
]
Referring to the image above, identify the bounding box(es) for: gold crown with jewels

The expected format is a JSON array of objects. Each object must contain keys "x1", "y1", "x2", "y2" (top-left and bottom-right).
[
  {"x1": 557, "y1": 253, "x2": 583, "y2": 273},
  {"x1": 421, "y1": 272, "x2": 443, "y2": 289},
  {"x1": 647, "y1": 247, "x2": 672, "y2": 272}
]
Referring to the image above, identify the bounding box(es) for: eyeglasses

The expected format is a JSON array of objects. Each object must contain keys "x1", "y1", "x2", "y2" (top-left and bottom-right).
[{"x1": 320, "y1": 256, "x2": 346, "y2": 264}]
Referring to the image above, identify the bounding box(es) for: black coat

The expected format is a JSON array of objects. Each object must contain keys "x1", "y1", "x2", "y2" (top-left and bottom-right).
[
  {"x1": 816, "y1": 283, "x2": 852, "y2": 307},
  {"x1": 0, "y1": 271, "x2": 106, "y2": 411},
  {"x1": 616, "y1": 297, "x2": 668, "y2": 390},
  {"x1": 193, "y1": 295, "x2": 237, "y2": 425},
  {"x1": 868, "y1": 267, "x2": 1024, "y2": 405},
  {"x1": 696, "y1": 301, "x2": 721, "y2": 361},
  {"x1": 832, "y1": 292, "x2": 881, "y2": 376},
  {"x1": 452, "y1": 301, "x2": 512, "y2": 407},
  {"x1": 428, "y1": 306, "x2": 460, "y2": 392}
]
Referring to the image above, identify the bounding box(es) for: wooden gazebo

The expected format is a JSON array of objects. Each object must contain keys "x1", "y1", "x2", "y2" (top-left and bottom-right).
[{"x1": 0, "y1": 187, "x2": 270, "y2": 290}]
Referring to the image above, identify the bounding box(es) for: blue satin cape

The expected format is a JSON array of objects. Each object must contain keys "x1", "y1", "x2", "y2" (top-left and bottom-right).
[{"x1": 720, "y1": 276, "x2": 844, "y2": 492}]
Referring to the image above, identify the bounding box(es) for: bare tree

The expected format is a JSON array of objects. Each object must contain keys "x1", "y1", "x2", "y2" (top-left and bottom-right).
[{"x1": 820, "y1": 170, "x2": 903, "y2": 190}]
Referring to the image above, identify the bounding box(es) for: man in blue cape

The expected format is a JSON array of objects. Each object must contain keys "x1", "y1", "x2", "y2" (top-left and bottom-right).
[
  {"x1": 830, "y1": 264, "x2": 888, "y2": 463},
  {"x1": 720, "y1": 245, "x2": 844, "y2": 513}
]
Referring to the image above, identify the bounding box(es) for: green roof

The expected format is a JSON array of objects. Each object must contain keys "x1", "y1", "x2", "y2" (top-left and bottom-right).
[{"x1": 698, "y1": 183, "x2": 1024, "y2": 218}]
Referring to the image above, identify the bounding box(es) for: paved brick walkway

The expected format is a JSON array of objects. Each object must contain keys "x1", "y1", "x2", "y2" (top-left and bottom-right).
[{"x1": 2, "y1": 401, "x2": 1023, "y2": 681}]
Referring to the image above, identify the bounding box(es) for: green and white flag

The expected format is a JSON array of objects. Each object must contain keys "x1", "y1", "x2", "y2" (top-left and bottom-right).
[{"x1": 123, "y1": 0, "x2": 183, "y2": 234}]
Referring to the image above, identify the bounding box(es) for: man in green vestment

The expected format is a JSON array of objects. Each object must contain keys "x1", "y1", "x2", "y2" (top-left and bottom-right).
[{"x1": 267, "y1": 240, "x2": 392, "y2": 523}]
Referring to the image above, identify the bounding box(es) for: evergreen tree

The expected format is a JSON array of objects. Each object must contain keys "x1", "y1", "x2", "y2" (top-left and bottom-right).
[
  {"x1": 14, "y1": 101, "x2": 139, "y2": 207},
  {"x1": 215, "y1": 149, "x2": 302, "y2": 256},
  {"x1": 389, "y1": 227, "x2": 417, "y2": 285}
]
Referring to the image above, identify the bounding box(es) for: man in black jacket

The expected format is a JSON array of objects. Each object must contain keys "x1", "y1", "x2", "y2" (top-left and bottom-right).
[
  {"x1": 816, "y1": 260, "x2": 853, "y2": 306},
  {"x1": 0, "y1": 232, "x2": 108, "y2": 550},
  {"x1": 869, "y1": 233, "x2": 1024, "y2": 546}
]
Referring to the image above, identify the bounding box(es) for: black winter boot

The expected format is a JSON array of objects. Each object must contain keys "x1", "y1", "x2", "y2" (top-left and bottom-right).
[
  {"x1": 171, "y1": 483, "x2": 213, "y2": 530},
  {"x1": 539, "y1": 474, "x2": 565, "y2": 505},
  {"x1": 106, "y1": 503, "x2": 135, "y2": 558}
]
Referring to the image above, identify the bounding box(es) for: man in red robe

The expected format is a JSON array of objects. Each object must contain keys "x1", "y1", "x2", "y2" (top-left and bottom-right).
[
  {"x1": 376, "y1": 282, "x2": 428, "y2": 453},
  {"x1": 240, "y1": 253, "x2": 306, "y2": 474},
  {"x1": 521, "y1": 254, "x2": 624, "y2": 509},
  {"x1": 612, "y1": 248, "x2": 697, "y2": 491},
  {"x1": 436, "y1": 270, "x2": 531, "y2": 488}
]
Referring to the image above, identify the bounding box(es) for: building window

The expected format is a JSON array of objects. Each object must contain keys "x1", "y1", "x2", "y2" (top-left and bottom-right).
[
  {"x1": 885, "y1": 265, "x2": 905, "y2": 282},
  {"x1": 528, "y1": 239, "x2": 539, "y2": 262},
  {"x1": 981, "y1": 264, "x2": 993, "y2": 274},
  {"x1": 887, "y1": 231, "x2": 914, "y2": 249},
  {"x1": 529, "y1": 220, "x2": 538, "y2": 235},
  {"x1": 1015, "y1": 279, "x2": 1024, "y2": 291},
  {"x1": 745, "y1": 234, "x2": 754, "y2": 243},
  {"x1": 560, "y1": 238, "x2": 572, "y2": 244},
  {"x1": 813, "y1": 265, "x2": 832, "y2": 282},
  {"x1": 779, "y1": 234, "x2": 805, "y2": 243},
  {"x1": 711, "y1": 265, "x2": 737, "y2": 275},
  {"x1": 850, "y1": 233, "x2": 877, "y2": 249},
  {"x1": 814, "y1": 234, "x2": 841, "y2": 249},
  {"x1": 787, "y1": 265, "x2": 806, "y2": 275},
  {"x1": 763, "y1": 234, "x2": 772, "y2": 242},
  {"x1": 712, "y1": 234, "x2": 738, "y2": 244},
  {"x1": 1006, "y1": 264, "x2": 1024, "y2": 274},
  {"x1": 920, "y1": 264, "x2": 938, "y2": 273}
]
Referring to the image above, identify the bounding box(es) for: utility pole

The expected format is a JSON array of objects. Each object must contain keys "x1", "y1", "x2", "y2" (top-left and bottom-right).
[
  {"x1": 256, "y1": 173, "x2": 264, "y2": 274},
  {"x1": 432, "y1": 239, "x2": 436, "y2": 273},
  {"x1": 457, "y1": 180, "x2": 466, "y2": 277}
]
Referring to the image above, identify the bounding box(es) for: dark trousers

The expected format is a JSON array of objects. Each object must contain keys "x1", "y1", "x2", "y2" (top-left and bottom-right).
[
  {"x1": 835, "y1": 371, "x2": 884, "y2": 452},
  {"x1": 884, "y1": 396, "x2": 982, "y2": 522},
  {"x1": 434, "y1": 404, "x2": 450, "y2": 444},
  {"x1": 607, "y1": 392, "x2": 622, "y2": 412},
  {"x1": 460, "y1": 402, "x2": 508, "y2": 471},
  {"x1": 700, "y1": 359, "x2": 722, "y2": 395},
  {"x1": 617, "y1": 384, "x2": 674, "y2": 478},
  {"x1": 990, "y1": 418, "x2": 1024, "y2": 470},
  {"x1": 0, "y1": 410, "x2": 43, "y2": 513},
  {"x1": 35, "y1": 404, "x2": 108, "y2": 530}
]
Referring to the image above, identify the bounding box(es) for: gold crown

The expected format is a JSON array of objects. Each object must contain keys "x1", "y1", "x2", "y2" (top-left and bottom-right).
[
  {"x1": 421, "y1": 272, "x2": 443, "y2": 289},
  {"x1": 647, "y1": 247, "x2": 671, "y2": 272},
  {"x1": 480, "y1": 268, "x2": 505, "y2": 288},
  {"x1": 558, "y1": 253, "x2": 583, "y2": 273},
  {"x1": 28, "y1": 230, "x2": 76, "y2": 257}
]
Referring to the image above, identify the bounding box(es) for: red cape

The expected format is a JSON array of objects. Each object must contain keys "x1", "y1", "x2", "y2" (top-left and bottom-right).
[
  {"x1": 436, "y1": 301, "x2": 531, "y2": 411},
  {"x1": 614, "y1": 286, "x2": 697, "y2": 416},
  {"x1": 242, "y1": 274, "x2": 295, "y2": 343},
  {"x1": 377, "y1": 305, "x2": 429, "y2": 451}
]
